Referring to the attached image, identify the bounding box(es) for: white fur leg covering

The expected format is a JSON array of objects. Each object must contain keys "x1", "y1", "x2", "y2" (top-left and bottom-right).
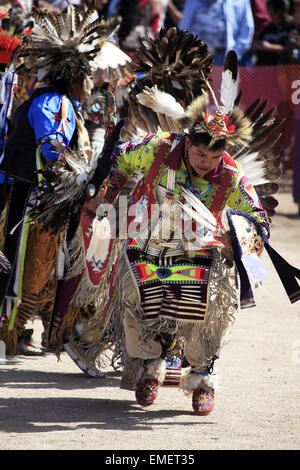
[
  {"x1": 143, "y1": 358, "x2": 167, "y2": 384},
  {"x1": 179, "y1": 369, "x2": 220, "y2": 395}
]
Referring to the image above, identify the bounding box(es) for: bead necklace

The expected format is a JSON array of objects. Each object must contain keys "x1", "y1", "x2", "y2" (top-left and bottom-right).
[
  {"x1": 181, "y1": 151, "x2": 212, "y2": 199},
  {"x1": 181, "y1": 170, "x2": 211, "y2": 199}
]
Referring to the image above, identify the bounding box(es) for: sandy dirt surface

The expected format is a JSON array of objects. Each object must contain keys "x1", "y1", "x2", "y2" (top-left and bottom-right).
[{"x1": 0, "y1": 190, "x2": 300, "y2": 452}]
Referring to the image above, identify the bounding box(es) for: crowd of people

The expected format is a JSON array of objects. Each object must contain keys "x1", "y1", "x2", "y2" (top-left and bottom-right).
[
  {"x1": 19, "y1": 0, "x2": 300, "y2": 66},
  {"x1": 0, "y1": 0, "x2": 300, "y2": 417}
]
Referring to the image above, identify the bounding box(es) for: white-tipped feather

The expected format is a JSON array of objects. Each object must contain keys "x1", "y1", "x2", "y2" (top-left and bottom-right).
[
  {"x1": 238, "y1": 157, "x2": 270, "y2": 185},
  {"x1": 220, "y1": 68, "x2": 238, "y2": 114},
  {"x1": 179, "y1": 203, "x2": 217, "y2": 232},
  {"x1": 33, "y1": 22, "x2": 61, "y2": 41},
  {"x1": 137, "y1": 85, "x2": 185, "y2": 118}
]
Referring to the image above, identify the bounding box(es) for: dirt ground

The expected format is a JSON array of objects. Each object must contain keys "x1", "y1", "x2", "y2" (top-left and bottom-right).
[{"x1": 0, "y1": 189, "x2": 300, "y2": 452}]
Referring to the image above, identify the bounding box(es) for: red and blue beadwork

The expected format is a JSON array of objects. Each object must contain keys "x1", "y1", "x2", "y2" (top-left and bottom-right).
[
  {"x1": 136, "y1": 378, "x2": 159, "y2": 407},
  {"x1": 192, "y1": 388, "x2": 215, "y2": 415}
]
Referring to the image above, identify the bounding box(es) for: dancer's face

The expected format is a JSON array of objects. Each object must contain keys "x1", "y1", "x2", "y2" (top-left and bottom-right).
[{"x1": 185, "y1": 138, "x2": 224, "y2": 177}]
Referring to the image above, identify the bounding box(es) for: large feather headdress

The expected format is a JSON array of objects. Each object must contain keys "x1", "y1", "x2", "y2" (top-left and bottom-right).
[{"x1": 10, "y1": 4, "x2": 122, "y2": 84}]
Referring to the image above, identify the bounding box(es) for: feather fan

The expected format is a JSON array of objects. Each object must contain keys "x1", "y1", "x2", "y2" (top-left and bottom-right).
[
  {"x1": 119, "y1": 27, "x2": 213, "y2": 140},
  {"x1": 134, "y1": 27, "x2": 213, "y2": 105},
  {"x1": 230, "y1": 97, "x2": 284, "y2": 218}
]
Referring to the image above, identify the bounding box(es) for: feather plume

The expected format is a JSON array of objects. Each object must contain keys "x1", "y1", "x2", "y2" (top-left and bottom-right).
[
  {"x1": 136, "y1": 85, "x2": 185, "y2": 119},
  {"x1": 0, "y1": 29, "x2": 22, "y2": 63},
  {"x1": 90, "y1": 40, "x2": 132, "y2": 81},
  {"x1": 220, "y1": 50, "x2": 239, "y2": 114}
]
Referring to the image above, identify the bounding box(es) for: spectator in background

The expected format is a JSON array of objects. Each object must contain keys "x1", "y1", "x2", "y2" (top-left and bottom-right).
[
  {"x1": 251, "y1": 0, "x2": 272, "y2": 39},
  {"x1": 240, "y1": 0, "x2": 271, "y2": 65},
  {"x1": 286, "y1": 0, "x2": 300, "y2": 213},
  {"x1": 107, "y1": 0, "x2": 122, "y2": 16},
  {"x1": 284, "y1": 0, "x2": 300, "y2": 63},
  {"x1": 254, "y1": 0, "x2": 295, "y2": 65},
  {"x1": 178, "y1": 0, "x2": 254, "y2": 65},
  {"x1": 110, "y1": 0, "x2": 167, "y2": 62},
  {"x1": 95, "y1": 0, "x2": 110, "y2": 16},
  {"x1": 164, "y1": 0, "x2": 186, "y2": 27}
]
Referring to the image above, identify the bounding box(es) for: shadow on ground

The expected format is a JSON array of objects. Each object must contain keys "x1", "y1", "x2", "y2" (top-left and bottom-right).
[{"x1": 0, "y1": 396, "x2": 215, "y2": 434}]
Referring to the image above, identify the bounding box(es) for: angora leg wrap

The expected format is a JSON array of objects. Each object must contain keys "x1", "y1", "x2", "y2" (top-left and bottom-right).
[
  {"x1": 143, "y1": 358, "x2": 167, "y2": 384},
  {"x1": 179, "y1": 369, "x2": 220, "y2": 395}
]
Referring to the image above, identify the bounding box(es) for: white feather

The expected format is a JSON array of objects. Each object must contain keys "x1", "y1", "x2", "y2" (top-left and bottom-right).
[
  {"x1": 238, "y1": 155, "x2": 267, "y2": 180},
  {"x1": 137, "y1": 85, "x2": 185, "y2": 119},
  {"x1": 220, "y1": 69, "x2": 238, "y2": 114},
  {"x1": 18, "y1": 0, "x2": 33, "y2": 14},
  {"x1": 238, "y1": 158, "x2": 269, "y2": 185},
  {"x1": 179, "y1": 204, "x2": 217, "y2": 232},
  {"x1": 91, "y1": 41, "x2": 131, "y2": 70},
  {"x1": 86, "y1": 216, "x2": 111, "y2": 263},
  {"x1": 179, "y1": 186, "x2": 218, "y2": 231}
]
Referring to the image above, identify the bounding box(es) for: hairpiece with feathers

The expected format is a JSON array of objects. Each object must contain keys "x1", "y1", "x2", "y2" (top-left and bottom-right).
[
  {"x1": 10, "y1": 4, "x2": 123, "y2": 84},
  {"x1": 177, "y1": 51, "x2": 253, "y2": 150}
]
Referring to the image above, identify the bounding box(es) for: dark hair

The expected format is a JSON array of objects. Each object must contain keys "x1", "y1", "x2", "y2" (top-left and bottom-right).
[{"x1": 188, "y1": 130, "x2": 226, "y2": 151}]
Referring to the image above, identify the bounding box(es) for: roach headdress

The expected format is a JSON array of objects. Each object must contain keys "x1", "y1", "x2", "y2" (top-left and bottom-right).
[{"x1": 180, "y1": 50, "x2": 253, "y2": 149}]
